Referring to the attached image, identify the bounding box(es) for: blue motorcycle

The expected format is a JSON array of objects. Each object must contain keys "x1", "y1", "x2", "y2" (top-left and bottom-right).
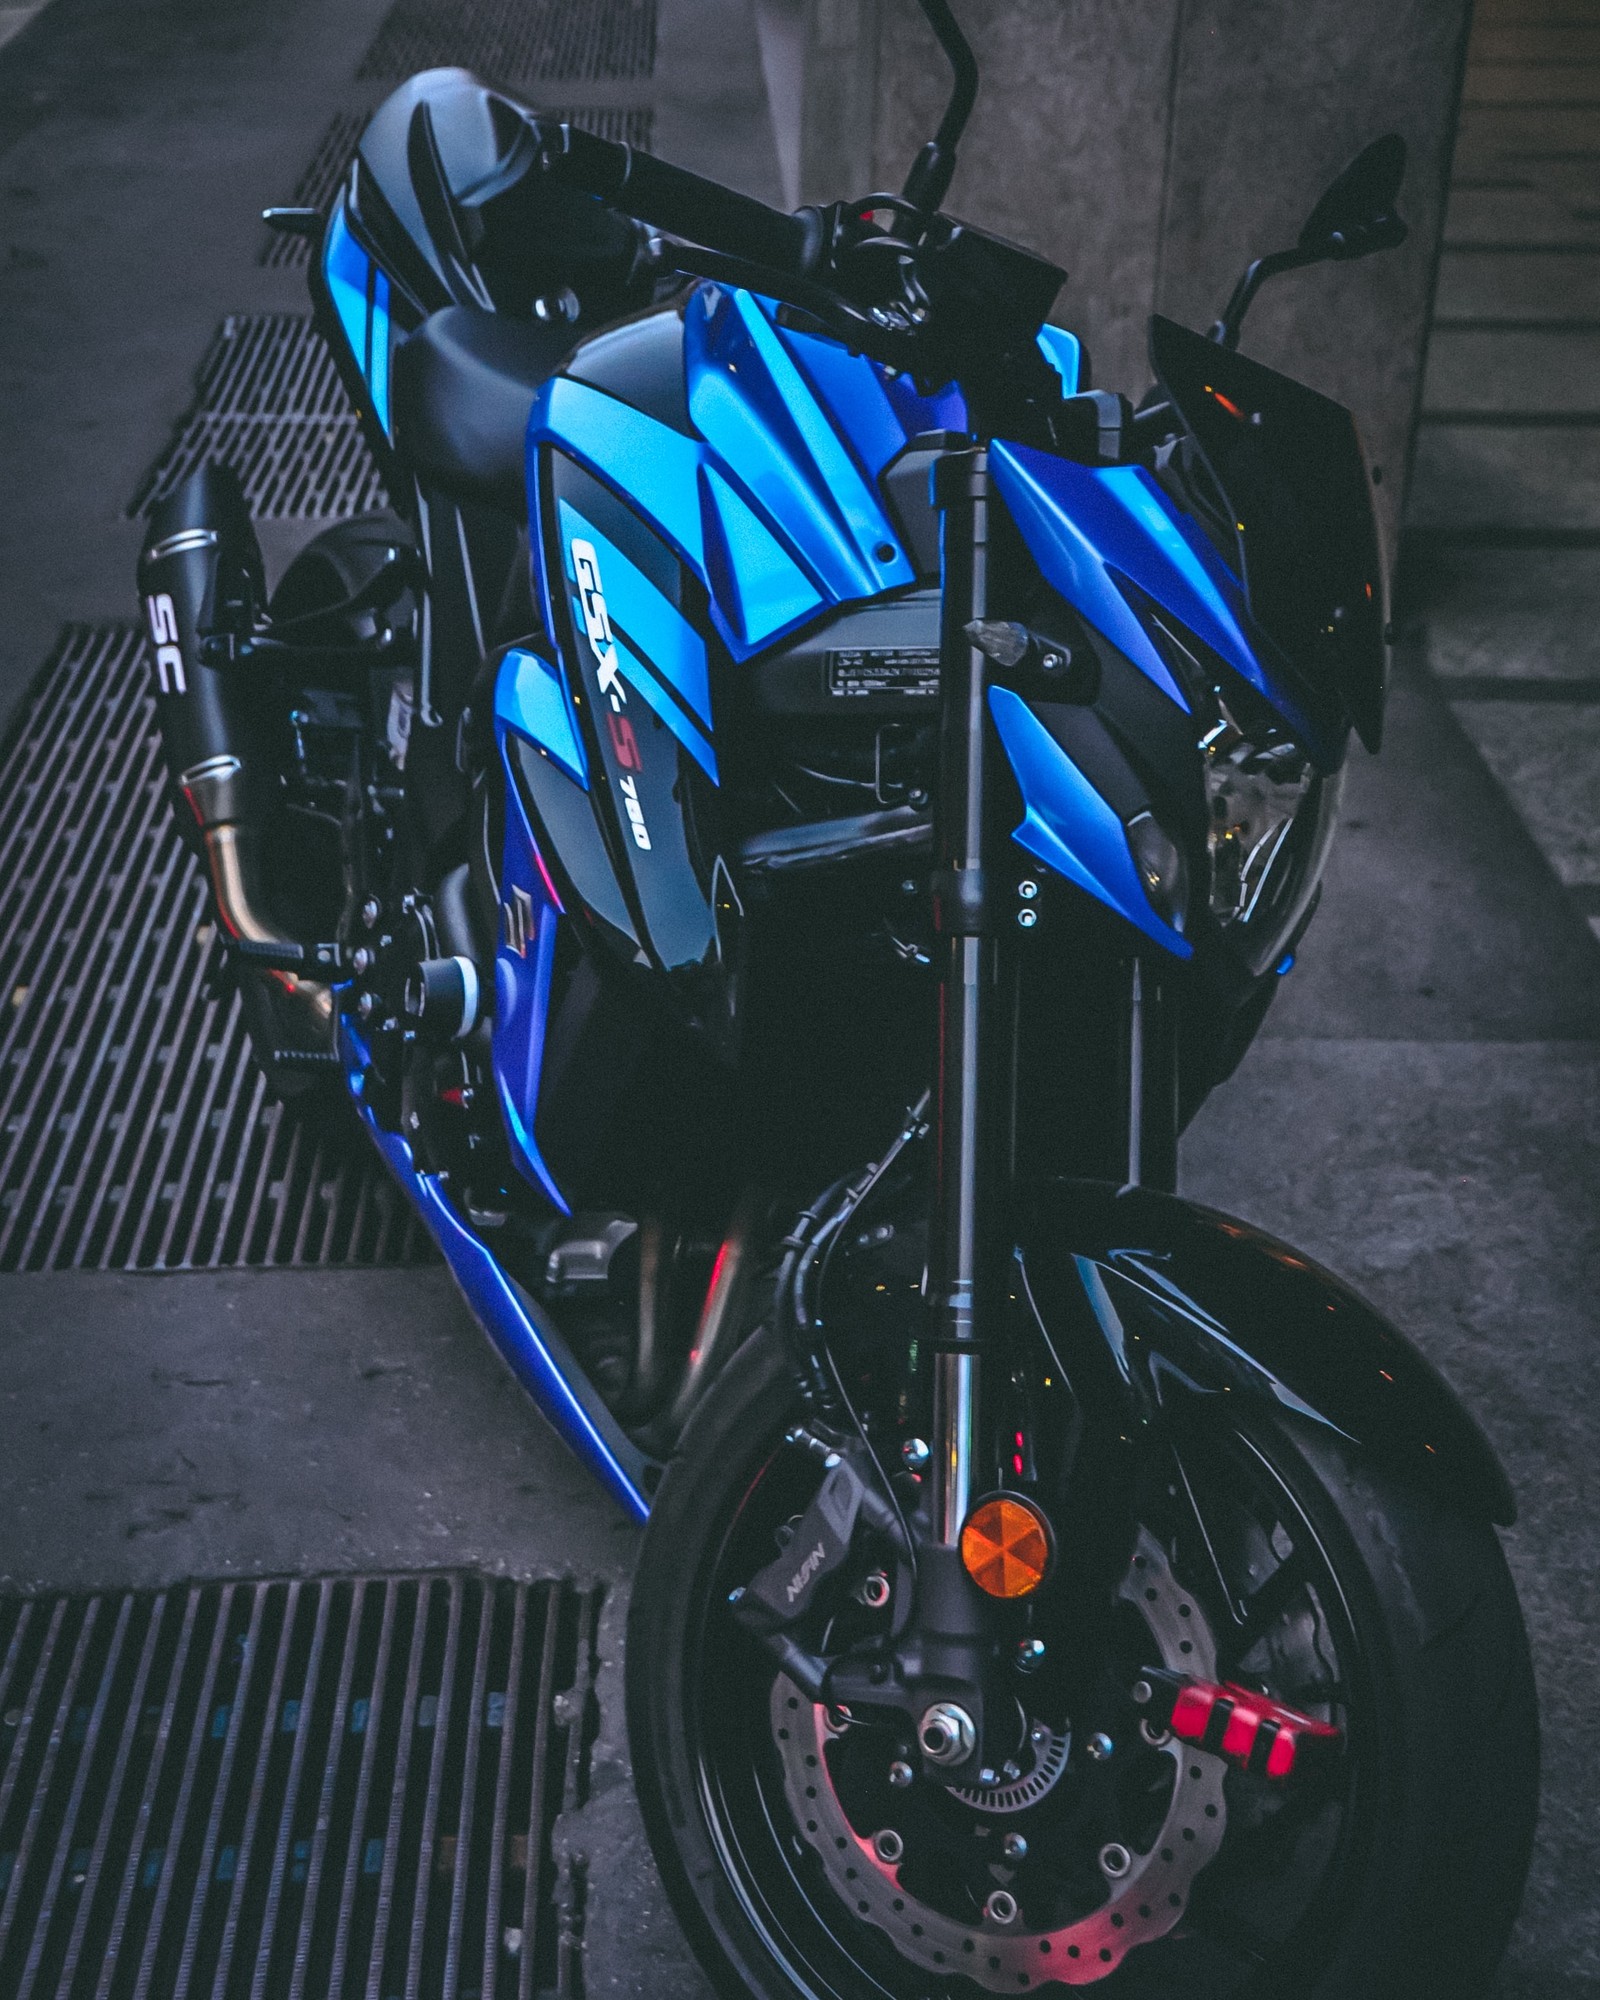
[{"x1": 138, "y1": 4, "x2": 1536, "y2": 1991}]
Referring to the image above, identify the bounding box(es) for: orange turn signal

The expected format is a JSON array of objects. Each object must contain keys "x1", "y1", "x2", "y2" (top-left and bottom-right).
[{"x1": 959, "y1": 1494, "x2": 1054, "y2": 1600}]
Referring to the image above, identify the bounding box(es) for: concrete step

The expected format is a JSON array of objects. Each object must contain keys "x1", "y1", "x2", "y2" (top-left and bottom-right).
[
  {"x1": 1451, "y1": 698, "x2": 1600, "y2": 888},
  {"x1": 1465, "y1": 60, "x2": 1600, "y2": 104},
  {"x1": 1414, "y1": 546, "x2": 1600, "y2": 684},
  {"x1": 1423, "y1": 325, "x2": 1600, "y2": 413},
  {"x1": 1444, "y1": 184, "x2": 1600, "y2": 245},
  {"x1": 1410, "y1": 421, "x2": 1600, "y2": 532},
  {"x1": 1435, "y1": 246, "x2": 1600, "y2": 319}
]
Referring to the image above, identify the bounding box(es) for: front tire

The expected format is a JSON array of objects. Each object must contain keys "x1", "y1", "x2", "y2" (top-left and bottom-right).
[{"x1": 627, "y1": 1321, "x2": 1536, "y2": 2000}]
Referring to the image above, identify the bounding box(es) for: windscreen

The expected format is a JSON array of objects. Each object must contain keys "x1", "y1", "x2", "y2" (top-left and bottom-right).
[{"x1": 1149, "y1": 314, "x2": 1387, "y2": 751}]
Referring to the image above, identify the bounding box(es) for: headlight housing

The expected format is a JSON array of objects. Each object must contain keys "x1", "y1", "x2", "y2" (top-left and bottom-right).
[{"x1": 1126, "y1": 587, "x2": 1344, "y2": 976}]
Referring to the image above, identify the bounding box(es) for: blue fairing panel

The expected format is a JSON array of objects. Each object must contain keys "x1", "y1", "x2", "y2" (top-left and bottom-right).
[
  {"x1": 989, "y1": 685, "x2": 1192, "y2": 959},
  {"x1": 496, "y1": 645, "x2": 587, "y2": 788},
  {"x1": 556, "y1": 501, "x2": 719, "y2": 783},
  {"x1": 493, "y1": 754, "x2": 568, "y2": 1210},
  {"x1": 685, "y1": 289, "x2": 915, "y2": 607},
  {"x1": 344, "y1": 1023, "x2": 652, "y2": 1520},
  {"x1": 699, "y1": 465, "x2": 820, "y2": 650},
  {"x1": 322, "y1": 202, "x2": 393, "y2": 438},
  {"x1": 1036, "y1": 325, "x2": 1082, "y2": 394},
  {"x1": 992, "y1": 446, "x2": 1276, "y2": 719}
]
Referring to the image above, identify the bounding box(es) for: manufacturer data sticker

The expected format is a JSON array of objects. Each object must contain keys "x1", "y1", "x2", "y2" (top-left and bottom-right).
[{"x1": 825, "y1": 648, "x2": 941, "y2": 700}]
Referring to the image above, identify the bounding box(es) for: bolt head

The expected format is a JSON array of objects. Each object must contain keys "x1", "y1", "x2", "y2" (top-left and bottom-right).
[
  {"x1": 1015, "y1": 1636, "x2": 1046, "y2": 1672},
  {"x1": 1085, "y1": 1730, "x2": 1115, "y2": 1762},
  {"x1": 984, "y1": 1889, "x2": 1019, "y2": 1926},
  {"x1": 872, "y1": 1828, "x2": 904, "y2": 1865},
  {"x1": 858, "y1": 1570, "x2": 892, "y2": 1610},
  {"x1": 901, "y1": 1437, "x2": 931, "y2": 1472},
  {"x1": 918, "y1": 1702, "x2": 977, "y2": 1768},
  {"x1": 1017, "y1": 907, "x2": 1039, "y2": 930},
  {"x1": 355, "y1": 991, "x2": 375, "y2": 1020},
  {"x1": 888, "y1": 1759, "x2": 914, "y2": 1789},
  {"x1": 1017, "y1": 878, "x2": 1040, "y2": 900},
  {"x1": 1131, "y1": 1678, "x2": 1153, "y2": 1706},
  {"x1": 1002, "y1": 1831, "x2": 1029, "y2": 1862}
]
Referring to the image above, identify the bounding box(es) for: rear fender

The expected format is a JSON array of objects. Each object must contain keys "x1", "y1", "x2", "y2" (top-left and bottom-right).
[{"x1": 1018, "y1": 1181, "x2": 1514, "y2": 1525}]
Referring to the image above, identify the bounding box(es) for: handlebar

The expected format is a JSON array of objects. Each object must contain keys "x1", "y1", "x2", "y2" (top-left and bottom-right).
[
  {"x1": 550, "y1": 125, "x2": 822, "y2": 284},
  {"x1": 520, "y1": 114, "x2": 1124, "y2": 463}
]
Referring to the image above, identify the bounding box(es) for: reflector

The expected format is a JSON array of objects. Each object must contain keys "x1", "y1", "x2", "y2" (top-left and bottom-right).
[{"x1": 959, "y1": 1494, "x2": 1053, "y2": 1599}]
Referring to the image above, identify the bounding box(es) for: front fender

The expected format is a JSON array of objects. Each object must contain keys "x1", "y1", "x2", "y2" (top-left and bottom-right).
[{"x1": 1018, "y1": 1181, "x2": 1515, "y2": 1526}]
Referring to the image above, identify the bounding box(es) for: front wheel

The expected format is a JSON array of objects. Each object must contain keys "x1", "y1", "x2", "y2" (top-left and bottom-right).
[{"x1": 627, "y1": 1321, "x2": 1536, "y2": 2000}]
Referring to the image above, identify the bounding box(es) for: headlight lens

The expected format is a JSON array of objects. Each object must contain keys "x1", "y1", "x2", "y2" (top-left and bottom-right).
[
  {"x1": 1118, "y1": 581, "x2": 1343, "y2": 975},
  {"x1": 1201, "y1": 692, "x2": 1340, "y2": 973}
]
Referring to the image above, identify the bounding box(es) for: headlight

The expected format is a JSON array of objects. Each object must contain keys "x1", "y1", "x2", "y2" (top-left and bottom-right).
[
  {"x1": 1200, "y1": 691, "x2": 1340, "y2": 974},
  {"x1": 1120, "y1": 581, "x2": 1342, "y2": 976}
]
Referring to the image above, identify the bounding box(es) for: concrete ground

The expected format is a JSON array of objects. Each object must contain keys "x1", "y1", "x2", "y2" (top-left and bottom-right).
[{"x1": 0, "y1": 0, "x2": 1594, "y2": 1995}]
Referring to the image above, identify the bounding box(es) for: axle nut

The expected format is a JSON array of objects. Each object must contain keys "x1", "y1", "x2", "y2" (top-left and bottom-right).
[{"x1": 918, "y1": 1702, "x2": 976, "y2": 1768}]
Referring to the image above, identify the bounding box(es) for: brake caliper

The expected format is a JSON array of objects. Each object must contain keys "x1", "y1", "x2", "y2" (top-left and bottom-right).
[{"x1": 730, "y1": 1428, "x2": 903, "y2": 1638}]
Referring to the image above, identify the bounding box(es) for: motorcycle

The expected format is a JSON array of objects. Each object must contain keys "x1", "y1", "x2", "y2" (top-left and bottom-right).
[{"x1": 136, "y1": 3, "x2": 1537, "y2": 1991}]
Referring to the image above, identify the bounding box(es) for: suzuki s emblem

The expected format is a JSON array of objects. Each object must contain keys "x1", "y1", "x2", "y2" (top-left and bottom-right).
[{"x1": 570, "y1": 535, "x2": 652, "y2": 852}]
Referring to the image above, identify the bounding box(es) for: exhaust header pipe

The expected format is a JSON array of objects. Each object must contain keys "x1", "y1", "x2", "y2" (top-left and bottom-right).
[{"x1": 137, "y1": 465, "x2": 334, "y2": 1082}]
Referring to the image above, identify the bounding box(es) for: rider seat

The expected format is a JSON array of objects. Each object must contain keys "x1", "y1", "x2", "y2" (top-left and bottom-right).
[{"x1": 391, "y1": 305, "x2": 575, "y2": 518}]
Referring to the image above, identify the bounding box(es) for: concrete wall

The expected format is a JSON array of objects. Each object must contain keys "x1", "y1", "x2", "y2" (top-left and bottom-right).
[{"x1": 794, "y1": 0, "x2": 1475, "y2": 558}]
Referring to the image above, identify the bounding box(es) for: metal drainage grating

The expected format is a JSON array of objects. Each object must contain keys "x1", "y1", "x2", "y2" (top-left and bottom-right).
[
  {"x1": 128, "y1": 316, "x2": 389, "y2": 522},
  {"x1": 258, "y1": 111, "x2": 370, "y2": 269},
  {"x1": 0, "y1": 1573, "x2": 599, "y2": 2000},
  {"x1": 0, "y1": 624, "x2": 432, "y2": 1272},
  {"x1": 257, "y1": 105, "x2": 654, "y2": 270},
  {"x1": 357, "y1": 0, "x2": 657, "y2": 85}
]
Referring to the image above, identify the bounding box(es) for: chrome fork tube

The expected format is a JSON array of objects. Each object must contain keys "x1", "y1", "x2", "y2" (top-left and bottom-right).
[{"x1": 928, "y1": 447, "x2": 1004, "y2": 1549}]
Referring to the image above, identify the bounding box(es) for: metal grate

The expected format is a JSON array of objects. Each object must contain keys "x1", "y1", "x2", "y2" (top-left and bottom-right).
[
  {"x1": 129, "y1": 316, "x2": 389, "y2": 522},
  {"x1": 258, "y1": 111, "x2": 370, "y2": 269},
  {"x1": 0, "y1": 1574, "x2": 599, "y2": 2000},
  {"x1": 257, "y1": 104, "x2": 654, "y2": 270},
  {"x1": 0, "y1": 624, "x2": 433, "y2": 1272},
  {"x1": 358, "y1": 0, "x2": 657, "y2": 85}
]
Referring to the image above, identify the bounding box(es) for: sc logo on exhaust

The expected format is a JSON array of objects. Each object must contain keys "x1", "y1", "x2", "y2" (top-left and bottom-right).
[{"x1": 143, "y1": 593, "x2": 187, "y2": 695}]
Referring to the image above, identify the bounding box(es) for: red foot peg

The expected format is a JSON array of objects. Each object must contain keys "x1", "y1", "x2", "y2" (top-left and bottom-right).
[{"x1": 1139, "y1": 1670, "x2": 1341, "y2": 1780}]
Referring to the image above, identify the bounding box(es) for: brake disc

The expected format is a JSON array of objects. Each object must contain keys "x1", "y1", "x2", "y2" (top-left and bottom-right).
[{"x1": 771, "y1": 1528, "x2": 1228, "y2": 1989}]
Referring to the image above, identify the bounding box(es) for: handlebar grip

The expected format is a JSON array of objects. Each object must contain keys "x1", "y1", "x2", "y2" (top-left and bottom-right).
[{"x1": 552, "y1": 124, "x2": 816, "y2": 277}]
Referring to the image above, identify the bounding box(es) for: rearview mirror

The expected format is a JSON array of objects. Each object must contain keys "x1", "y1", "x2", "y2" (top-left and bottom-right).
[
  {"x1": 1212, "y1": 135, "x2": 1408, "y2": 350},
  {"x1": 1298, "y1": 133, "x2": 1408, "y2": 260}
]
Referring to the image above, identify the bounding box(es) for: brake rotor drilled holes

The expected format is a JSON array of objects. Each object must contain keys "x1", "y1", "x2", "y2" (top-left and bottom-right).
[{"x1": 771, "y1": 1529, "x2": 1229, "y2": 1990}]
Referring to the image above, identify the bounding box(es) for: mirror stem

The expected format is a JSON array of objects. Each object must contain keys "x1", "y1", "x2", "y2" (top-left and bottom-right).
[
  {"x1": 904, "y1": 0, "x2": 980, "y2": 213},
  {"x1": 1212, "y1": 245, "x2": 1317, "y2": 349}
]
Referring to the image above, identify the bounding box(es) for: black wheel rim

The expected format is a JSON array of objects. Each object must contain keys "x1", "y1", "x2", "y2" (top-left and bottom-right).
[{"x1": 681, "y1": 1403, "x2": 1384, "y2": 1999}]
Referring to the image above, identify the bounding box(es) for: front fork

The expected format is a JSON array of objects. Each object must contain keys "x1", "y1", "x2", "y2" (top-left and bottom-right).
[{"x1": 927, "y1": 446, "x2": 1007, "y2": 1564}]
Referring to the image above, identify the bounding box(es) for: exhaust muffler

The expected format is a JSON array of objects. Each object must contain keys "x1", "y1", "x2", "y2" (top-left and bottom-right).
[{"x1": 137, "y1": 465, "x2": 335, "y2": 1087}]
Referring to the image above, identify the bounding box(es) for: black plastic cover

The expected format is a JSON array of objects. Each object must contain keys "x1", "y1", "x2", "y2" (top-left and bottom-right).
[{"x1": 1149, "y1": 315, "x2": 1387, "y2": 752}]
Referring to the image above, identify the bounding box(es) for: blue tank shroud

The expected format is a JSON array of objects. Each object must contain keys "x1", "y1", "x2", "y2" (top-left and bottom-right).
[{"x1": 340, "y1": 1023, "x2": 654, "y2": 1523}]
